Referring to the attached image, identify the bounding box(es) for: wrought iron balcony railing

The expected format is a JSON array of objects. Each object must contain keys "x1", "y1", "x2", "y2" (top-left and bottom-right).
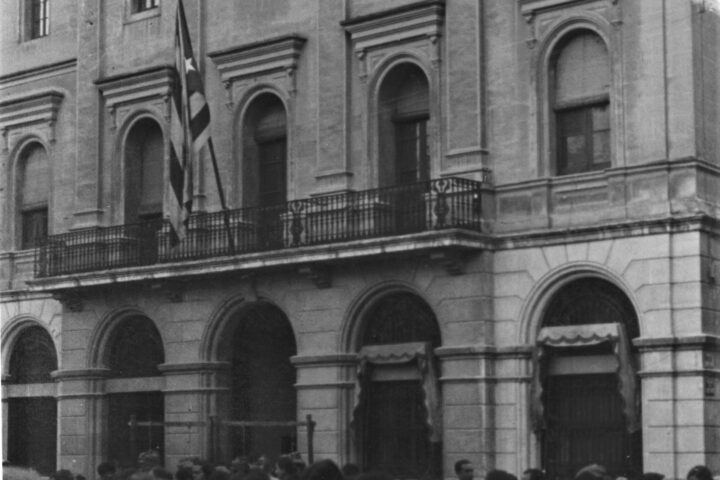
[{"x1": 35, "y1": 177, "x2": 483, "y2": 278}]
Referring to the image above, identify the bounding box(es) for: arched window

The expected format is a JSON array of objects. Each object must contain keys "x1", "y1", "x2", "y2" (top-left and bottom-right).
[
  {"x1": 378, "y1": 64, "x2": 430, "y2": 188},
  {"x1": 6, "y1": 325, "x2": 58, "y2": 475},
  {"x1": 552, "y1": 31, "x2": 610, "y2": 175},
  {"x1": 105, "y1": 316, "x2": 165, "y2": 467},
  {"x1": 242, "y1": 94, "x2": 287, "y2": 208},
  {"x1": 17, "y1": 143, "x2": 50, "y2": 249},
  {"x1": 125, "y1": 118, "x2": 164, "y2": 223},
  {"x1": 535, "y1": 278, "x2": 641, "y2": 480},
  {"x1": 355, "y1": 292, "x2": 441, "y2": 479}
]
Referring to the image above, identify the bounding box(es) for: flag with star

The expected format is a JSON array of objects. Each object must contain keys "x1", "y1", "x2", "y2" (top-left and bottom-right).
[{"x1": 167, "y1": 0, "x2": 211, "y2": 245}]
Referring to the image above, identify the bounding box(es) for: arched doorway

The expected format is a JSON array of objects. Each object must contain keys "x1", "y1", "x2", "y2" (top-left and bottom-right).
[
  {"x1": 353, "y1": 292, "x2": 442, "y2": 479},
  {"x1": 5, "y1": 325, "x2": 58, "y2": 475},
  {"x1": 217, "y1": 302, "x2": 297, "y2": 463},
  {"x1": 104, "y1": 315, "x2": 165, "y2": 467},
  {"x1": 242, "y1": 94, "x2": 288, "y2": 249},
  {"x1": 533, "y1": 278, "x2": 642, "y2": 480}
]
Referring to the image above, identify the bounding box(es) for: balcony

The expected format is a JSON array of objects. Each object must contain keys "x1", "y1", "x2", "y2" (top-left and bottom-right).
[{"x1": 34, "y1": 178, "x2": 485, "y2": 279}]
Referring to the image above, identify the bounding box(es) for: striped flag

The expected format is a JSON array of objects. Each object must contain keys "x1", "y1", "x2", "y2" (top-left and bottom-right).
[{"x1": 167, "y1": 0, "x2": 211, "y2": 245}]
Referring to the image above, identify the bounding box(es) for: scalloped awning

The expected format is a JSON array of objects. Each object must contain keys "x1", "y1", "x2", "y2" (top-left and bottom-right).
[
  {"x1": 352, "y1": 342, "x2": 442, "y2": 442},
  {"x1": 531, "y1": 322, "x2": 639, "y2": 433}
]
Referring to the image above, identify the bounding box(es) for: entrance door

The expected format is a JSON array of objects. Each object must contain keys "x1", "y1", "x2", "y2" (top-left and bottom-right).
[
  {"x1": 7, "y1": 397, "x2": 57, "y2": 475},
  {"x1": 543, "y1": 374, "x2": 636, "y2": 480}
]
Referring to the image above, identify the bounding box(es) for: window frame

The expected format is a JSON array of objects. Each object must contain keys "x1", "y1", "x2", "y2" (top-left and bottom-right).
[
  {"x1": 15, "y1": 141, "x2": 51, "y2": 251},
  {"x1": 554, "y1": 96, "x2": 610, "y2": 175},
  {"x1": 26, "y1": 0, "x2": 50, "y2": 40}
]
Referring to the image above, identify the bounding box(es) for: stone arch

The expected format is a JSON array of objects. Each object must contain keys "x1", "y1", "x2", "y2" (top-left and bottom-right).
[
  {"x1": 535, "y1": 15, "x2": 616, "y2": 176},
  {"x1": 88, "y1": 307, "x2": 165, "y2": 371},
  {"x1": 518, "y1": 262, "x2": 643, "y2": 345},
  {"x1": 342, "y1": 281, "x2": 441, "y2": 352},
  {"x1": 1, "y1": 316, "x2": 58, "y2": 379},
  {"x1": 366, "y1": 54, "x2": 438, "y2": 189},
  {"x1": 203, "y1": 294, "x2": 298, "y2": 460}
]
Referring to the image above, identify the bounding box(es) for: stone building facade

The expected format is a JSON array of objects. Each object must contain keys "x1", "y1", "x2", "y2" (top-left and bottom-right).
[{"x1": 1, "y1": 1, "x2": 719, "y2": 479}]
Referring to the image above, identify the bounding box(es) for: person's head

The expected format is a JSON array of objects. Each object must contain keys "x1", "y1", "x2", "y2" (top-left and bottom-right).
[
  {"x1": 151, "y1": 468, "x2": 173, "y2": 480},
  {"x1": 356, "y1": 472, "x2": 392, "y2": 480},
  {"x1": 98, "y1": 462, "x2": 117, "y2": 480},
  {"x1": 244, "y1": 471, "x2": 270, "y2": 480},
  {"x1": 687, "y1": 466, "x2": 712, "y2": 480},
  {"x1": 276, "y1": 456, "x2": 297, "y2": 480},
  {"x1": 575, "y1": 465, "x2": 611, "y2": 480},
  {"x1": 341, "y1": 464, "x2": 360, "y2": 480},
  {"x1": 231, "y1": 457, "x2": 249, "y2": 475},
  {"x1": 522, "y1": 469, "x2": 545, "y2": 480},
  {"x1": 301, "y1": 459, "x2": 343, "y2": 480},
  {"x1": 129, "y1": 473, "x2": 153, "y2": 480},
  {"x1": 486, "y1": 470, "x2": 516, "y2": 480},
  {"x1": 138, "y1": 450, "x2": 161, "y2": 472},
  {"x1": 208, "y1": 468, "x2": 231, "y2": 480},
  {"x1": 248, "y1": 453, "x2": 266, "y2": 470},
  {"x1": 175, "y1": 468, "x2": 193, "y2": 480},
  {"x1": 640, "y1": 473, "x2": 664, "y2": 480},
  {"x1": 191, "y1": 461, "x2": 213, "y2": 480},
  {"x1": 51, "y1": 470, "x2": 75, "y2": 480},
  {"x1": 455, "y1": 461, "x2": 474, "y2": 480}
]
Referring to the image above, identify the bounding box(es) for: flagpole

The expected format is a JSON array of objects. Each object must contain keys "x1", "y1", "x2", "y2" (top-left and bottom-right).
[{"x1": 207, "y1": 137, "x2": 235, "y2": 254}]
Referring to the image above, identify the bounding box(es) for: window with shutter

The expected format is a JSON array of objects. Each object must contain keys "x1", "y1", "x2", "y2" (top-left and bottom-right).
[
  {"x1": 553, "y1": 32, "x2": 611, "y2": 175},
  {"x1": 18, "y1": 144, "x2": 50, "y2": 249}
]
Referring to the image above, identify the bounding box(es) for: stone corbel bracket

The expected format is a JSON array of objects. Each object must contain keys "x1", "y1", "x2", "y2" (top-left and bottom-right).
[
  {"x1": 95, "y1": 65, "x2": 175, "y2": 131},
  {"x1": 429, "y1": 249, "x2": 465, "y2": 276},
  {"x1": 53, "y1": 291, "x2": 84, "y2": 312},
  {"x1": 342, "y1": 1, "x2": 445, "y2": 81},
  {"x1": 208, "y1": 34, "x2": 307, "y2": 108},
  {"x1": 298, "y1": 264, "x2": 331, "y2": 289},
  {"x1": 0, "y1": 89, "x2": 65, "y2": 151}
]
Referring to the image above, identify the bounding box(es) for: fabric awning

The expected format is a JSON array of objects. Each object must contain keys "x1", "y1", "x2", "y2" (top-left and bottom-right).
[
  {"x1": 531, "y1": 322, "x2": 639, "y2": 433},
  {"x1": 352, "y1": 342, "x2": 442, "y2": 442}
]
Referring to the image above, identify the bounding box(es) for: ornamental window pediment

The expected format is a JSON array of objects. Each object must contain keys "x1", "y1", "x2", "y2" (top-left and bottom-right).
[
  {"x1": 95, "y1": 66, "x2": 174, "y2": 130},
  {"x1": 342, "y1": 1, "x2": 444, "y2": 80},
  {"x1": 0, "y1": 88, "x2": 64, "y2": 152},
  {"x1": 209, "y1": 34, "x2": 307, "y2": 107}
]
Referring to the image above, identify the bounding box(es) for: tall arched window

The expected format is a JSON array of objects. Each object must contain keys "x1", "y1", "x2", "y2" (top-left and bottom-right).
[
  {"x1": 534, "y1": 278, "x2": 642, "y2": 480},
  {"x1": 6, "y1": 325, "x2": 58, "y2": 475},
  {"x1": 242, "y1": 94, "x2": 287, "y2": 208},
  {"x1": 105, "y1": 316, "x2": 165, "y2": 467},
  {"x1": 355, "y1": 292, "x2": 442, "y2": 479},
  {"x1": 378, "y1": 64, "x2": 430, "y2": 188},
  {"x1": 17, "y1": 143, "x2": 50, "y2": 249},
  {"x1": 125, "y1": 118, "x2": 164, "y2": 224},
  {"x1": 552, "y1": 31, "x2": 610, "y2": 175}
]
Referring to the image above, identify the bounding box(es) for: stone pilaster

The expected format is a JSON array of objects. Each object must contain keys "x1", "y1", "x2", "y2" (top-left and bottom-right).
[
  {"x1": 53, "y1": 368, "x2": 111, "y2": 479},
  {"x1": 635, "y1": 335, "x2": 720, "y2": 477},
  {"x1": 291, "y1": 354, "x2": 357, "y2": 465},
  {"x1": 158, "y1": 362, "x2": 231, "y2": 467}
]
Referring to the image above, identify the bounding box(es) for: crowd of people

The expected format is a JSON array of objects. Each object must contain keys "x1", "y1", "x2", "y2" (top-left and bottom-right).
[{"x1": 2, "y1": 454, "x2": 716, "y2": 480}]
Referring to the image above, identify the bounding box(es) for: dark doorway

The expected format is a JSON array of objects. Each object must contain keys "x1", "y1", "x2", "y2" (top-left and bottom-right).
[
  {"x1": 7, "y1": 397, "x2": 57, "y2": 475},
  {"x1": 107, "y1": 392, "x2": 165, "y2": 468},
  {"x1": 229, "y1": 303, "x2": 297, "y2": 460}
]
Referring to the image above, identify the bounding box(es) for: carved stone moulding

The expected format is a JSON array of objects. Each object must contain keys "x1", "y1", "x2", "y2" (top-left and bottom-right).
[
  {"x1": 342, "y1": 1, "x2": 445, "y2": 78},
  {"x1": 208, "y1": 34, "x2": 307, "y2": 105},
  {"x1": 0, "y1": 89, "x2": 65, "y2": 150},
  {"x1": 95, "y1": 65, "x2": 175, "y2": 130}
]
